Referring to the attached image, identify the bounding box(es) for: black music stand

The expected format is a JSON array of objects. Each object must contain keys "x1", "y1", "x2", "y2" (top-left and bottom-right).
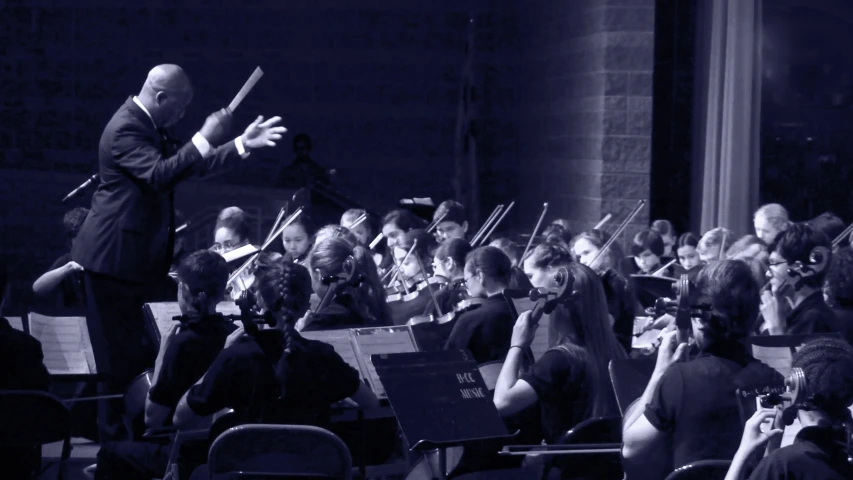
[{"x1": 373, "y1": 350, "x2": 515, "y2": 480}]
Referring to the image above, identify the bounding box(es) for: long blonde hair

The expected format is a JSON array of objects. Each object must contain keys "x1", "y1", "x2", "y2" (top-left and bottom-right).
[{"x1": 548, "y1": 263, "x2": 626, "y2": 418}]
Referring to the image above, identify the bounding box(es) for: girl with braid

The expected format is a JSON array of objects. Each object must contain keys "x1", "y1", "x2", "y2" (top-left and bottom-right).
[{"x1": 726, "y1": 337, "x2": 853, "y2": 480}]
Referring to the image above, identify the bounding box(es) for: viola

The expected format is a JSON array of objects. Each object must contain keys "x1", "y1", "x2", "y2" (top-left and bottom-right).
[
  {"x1": 299, "y1": 255, "x2": 361, "y2": 331},
  {"x1": 407, "y1": 290, "x2": 483, "y2": 326}
]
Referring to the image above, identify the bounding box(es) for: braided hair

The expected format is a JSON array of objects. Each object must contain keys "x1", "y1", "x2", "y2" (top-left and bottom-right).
[
  {"x1": 791, "y1": 338, "x2": 853, "y2": 424},
  {"x1": 255, "y1": 259, "x2": 313, "y2": 398}
]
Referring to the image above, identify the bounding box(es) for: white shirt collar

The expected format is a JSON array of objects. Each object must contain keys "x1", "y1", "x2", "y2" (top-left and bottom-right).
[{"x1": 132, "y1": 96, "x2": 158, "y2": 130}]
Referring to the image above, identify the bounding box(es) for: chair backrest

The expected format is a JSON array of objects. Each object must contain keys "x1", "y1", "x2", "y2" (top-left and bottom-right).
[
  {"x1": 608, "y1": 357, "x2": 656, "y2": 415},
  {"x1": 478, "y1": 361, "x2": 503, "y2": 391},
  {"x1": 663, "y1": 459, "x2": 731, "y2": 480},
  {"x1": 0, "y1": 390, "x2": 71, "y2": 447},
  {"x1": 555, "y1": 417, "x2": 622, "y2": 445},
  {"x1": 208, "y1": 424, "x2": 352, "y2": 480}
]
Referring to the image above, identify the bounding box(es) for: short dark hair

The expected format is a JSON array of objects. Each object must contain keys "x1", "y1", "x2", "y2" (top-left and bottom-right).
[
  {"x1": 399, "y1": 229, "x2": 439, "y2": 267},
  {"x1": 768, "y1": 223, "x2": 832, "y2": 289},
  {"x1": 677, "y1": 232, "x2": 699, "y2": 249},
  {"x1": 215, "y1": 207, "x2": 251, "y2": 242},
  {"x1": 63, "y1": 207, "x2": 89, "y2": 242},
  {"x1": 825, "y1": 247, "x2": 853, "y2": 308},
  {"x1": 435, "y1": 238, "x2": 473, "y2": 267},
  {"x1": 651, "y1": 219, "x2": 674, "y2": 237},
  {"x1": 293, "y1": 133, "x2": 311, "y2": 151},
  {"x1": 286, "y1": 214, "x2": 316, "y2": 237},
  {"x1": 631, "y1": 229, "x2": 664, "y2": 257},
  {"x1": 791, "y1": 338, "x2": 853, "y2": 422},
  {"x1": 807, "y1": 212, "x2": 845, "y2": 246},
  {"x1": 177, "y1": 250, "x2": 229, "y2": 306},
  {"x1": 382, "y1": 209, "x2": 425, "y2": 232},
  {"x1": 694, "y1": 260, "x2": 760, "y2": 341},
  {"x1": 433, "y1": 200, "x2": 467, "y2": 226},
  {"x1": 465, "y1": 246, "x2": 511, "y2": 284},
  {"x1": 528, "y1": 241, "x2": 574, "y2": 270}
]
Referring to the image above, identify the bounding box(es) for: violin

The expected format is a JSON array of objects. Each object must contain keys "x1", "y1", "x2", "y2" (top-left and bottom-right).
[
  {"x1": 299, "y1": 255, "x2": 362, "y2": 331},
  {"x1": 527, "y1": 266, "x2": 575, "y2": 325},
  {"x1": 406, "y1": 280, "x2": 478, "y2": 326}
]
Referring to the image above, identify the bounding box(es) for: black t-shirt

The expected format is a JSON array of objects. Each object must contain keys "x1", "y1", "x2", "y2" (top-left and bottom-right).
[
  {"x1": 600, "y1": 269, "x2": 636, "y2": 353},
  {"x1": 0, "y1": 318, "x2": 50, "y2": 391},
  {"x1": 186, "y1": 330, "x2": 284, "y2": 423},
  {"x1": 304, "y1": 295, "x2": 369, "y2": 331},
  {"x1": 749, "y1": 426, "x2": 853, "y2": 479},
  {"x1": 786, "y1": 291, "x2": 839, "y2": 335},
  {"x1": 831, "y1": 307, "x2": 853, "y2": 346},
  {"x1": 34, "y1": 253, "x2": 86, "y2": 311},
  {"x1": 444, "y1": 294, "x2": 514, "y2": 364},
  {"x1": 519, "y1": 347, "x2": 592, "y2": 444},
  {"x1": 644, "y1": 342, "x2": 784, "y2": 469},
  {"x1": 148, "y1": 315, "x2": 235, "y2": 410}
]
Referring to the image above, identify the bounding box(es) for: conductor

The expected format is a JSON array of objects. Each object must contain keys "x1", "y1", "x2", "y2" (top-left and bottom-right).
[{"x1": 71, "y1": 64, "x2": 286, "y2": 435}]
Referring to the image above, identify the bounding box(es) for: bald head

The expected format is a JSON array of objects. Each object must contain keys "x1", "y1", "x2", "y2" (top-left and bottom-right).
[{"x1": 138, "y1": 64, "x2": 193, "y2": 128}]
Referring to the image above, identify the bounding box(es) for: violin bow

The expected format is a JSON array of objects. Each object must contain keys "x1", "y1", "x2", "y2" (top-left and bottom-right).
[
  {"x1": 228, "y1": 207, "x2": 303, "y2": 285},
  {"x1": 832, "y1": 223, "x2": 853, "y2": 248},
  {"x1": 588, "y1": 200, "x2": 646, "y2": 267},
  {"x1": 345, "y1": 212, "x2": 368, "y2": 230},
  {"x1": 479, "y1": 200, "x2": 515, "y2": 246},
  {"x1": 521, "y1": 202, "x2": 549, "y2": 262},
  {"x1": 414, "y1": 251, "x2": 444, "y2": 316},
  {"x1": 718, "y1": 231, "x2": 727, "y2": 260},
  {"x1": 426, "y1": 211, "x2": 449, "y2": 234},
  {"x1": 369, "y1": 233, "x2": 385, "y2": 249},
  {"x1": 593, "y1": 213, "x2": 612, "y2": 231},
  {"x1": 264, "y1": 207, "x2": 287, "y2": 245},
  {"x1": 652, "y1": 259, "x2": 677, "y2": 277},
  {"x1": 470, "y1": 204, "x2": 503, "y2": 245},
  {"x1": 387, "y1": 240, "x2": 418, "y2": 288}
]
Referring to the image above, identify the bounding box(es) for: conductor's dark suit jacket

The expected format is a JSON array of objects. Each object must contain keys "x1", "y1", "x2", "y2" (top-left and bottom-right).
[{"x1": 73, "y1": 97, "x2": 243, "y2": 282}]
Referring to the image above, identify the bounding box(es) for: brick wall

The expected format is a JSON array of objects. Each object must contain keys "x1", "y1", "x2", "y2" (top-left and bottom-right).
[
  {"x1": 511, "y1": 0, "x2": 655, "y2": 245},
  {"x1": 0, "y1": 0, "x2": 518, "y2": 290}
]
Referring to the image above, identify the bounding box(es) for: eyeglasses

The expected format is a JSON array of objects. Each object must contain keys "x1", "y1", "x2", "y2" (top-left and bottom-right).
[
  {"x1": 768, "y1": 259, "x2": 788, "y2": 268},
  {"x1": 461, "y1": 276, "x2": 474, "y2": 286}
]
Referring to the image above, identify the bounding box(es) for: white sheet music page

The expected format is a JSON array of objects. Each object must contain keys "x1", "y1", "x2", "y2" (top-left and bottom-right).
[
  {"x1": 752, "y1": 345, "x2": 794, "y2": 378},
  {"x1": 351, "y1": 326, "x2": 418, "y2": 398},
  {"x1": 146, "y1": 302, "x2": 183, "y2": 341},
  {"x1": 28, "y1": 313, "x2": 92, "y2": 375},
  {"x1": 6, "y1": 316, "x2": 24, "y2": 332},
  {"x1": 301, "y1": 329, "x2": 362, "y2": 374}
]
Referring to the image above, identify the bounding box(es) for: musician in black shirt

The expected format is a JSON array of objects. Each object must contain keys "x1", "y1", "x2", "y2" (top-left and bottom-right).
[
  {"x1": 726, "y1": 338, "x2": 853, "y2": 480},
  {"x1": 94, "y1": 251, "x2": 234, "y2": 480},
  {"x1": 622, "y1": 260, "x2": 783, "y2": 478},
  {"x1": 31, "y1": 207, "x2": 89, "y2": 310},
  {"x1": 445, "y1": 246, "x2": 515, "y2": 363}
]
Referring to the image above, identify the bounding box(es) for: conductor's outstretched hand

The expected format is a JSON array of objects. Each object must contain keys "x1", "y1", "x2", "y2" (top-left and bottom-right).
[{"x1": 240, "y1": 116, "x2": 287, "y2": 150}]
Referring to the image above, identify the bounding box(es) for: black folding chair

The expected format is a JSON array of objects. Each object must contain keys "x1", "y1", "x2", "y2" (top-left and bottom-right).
[
  {"x1": 0, "y1": 390, "x2": 72, "y2": 480},
  {"x1": 664, "y1": 459, "x2": 731, "y2": 480}
]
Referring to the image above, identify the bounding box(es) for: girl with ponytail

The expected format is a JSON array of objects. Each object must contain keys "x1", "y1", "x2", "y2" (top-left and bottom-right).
[
  {"x1": 301, "y1": 236, "x2": 391, "y2": 331},
  {"x1": 494, "y1": 263, "x2": 625, "y2": 445}
]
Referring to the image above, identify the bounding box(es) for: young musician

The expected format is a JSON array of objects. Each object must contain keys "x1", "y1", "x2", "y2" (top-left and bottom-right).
[
  {"x1": 429, "y1": 238, "x2": 473, "y2": 316},
  {"x1": 622, "y1": 260, "x2": 783, "y2": 476},
  {"x1": 444, "y1": 246, "x2": 515, "y2": 363},
  {"x1": 32, "y1": 207, "x2": 90, "y2": 310},
  {"x1": 433, "y1": 200, "x2": 469, "y2": 242},
  {"x1": 697, "y1": 227, "x2": 734, "y2": 263},
  {"x1": 541, "y1": 223, "x2": 573, "y2": 250},
  {"x1": 299, "y1": 236, "x2": 391, "y2": 331},
  {"x1": 387, "y1": 230, "x2": 440, "y2": 325},
  {"x1": 651, "y1": 219, "x2": 677, "y2": 259},
  {"x1": 494, "y1": 263, "x2": 625, "y2": 445},
  {"x1": 281, "y1": 214, "x2": 314, "y2": 264},
  {"x1": 624, "y1": 229, "x2": 668, "y2": 276},
  {"x1": 824, "y1": 247, "x2": 853, "y2": 344},
  {"x1": 380, "y1": 209, "x2": 425, "y2": 250},
  {"x1": 806, "y1": 212, "x2": 846, "y2": 247},
  {"x1": 340, "y1": 208, "x2": 373, "y2": 246},
  {"x1": 726, "y1": 338, "x2": 853, "y2": 480},
  {"x1": 95, "y1": 251, "x2": 236, "y2": 480},
  {"x1": 521, "y1": 242, "x2": 574, "y2": 289},
  {"x1": 761, "y1": 223, "x2": 839, "y2": 336},
  {"x1": 571, "y1": 229, "x2": 639, "y2": 351},
  {"x1": 726, "y1": 235, "x2": 766, "y2": 262},
  {"x1": 675, "y1": 232, "x2": 702, "y2": 279},
  {"x1": 71, "y1": 64, "x2": 285, "y2": 428},
  {"x1": 211, "y1": 207, "x2": 251, "y2": 254},
  {"x1": 754, "y1": 203, "x2": 791, "y2": 245}
]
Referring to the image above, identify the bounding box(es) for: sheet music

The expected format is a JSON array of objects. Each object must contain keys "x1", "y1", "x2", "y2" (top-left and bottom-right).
[
  {"x1": 28, "y1": 313, "x2": 93, "y2": 375},
  {"x1": 145, "y1": 301, "x2": 243, "y2": 341},
  {"x1": 752, "y1": 345, "x2": 794, "y2": 378},
  {"x1": 351, "y1": 327, "x2": 418, "y2": 398},
  {"x1": 633, "y1": 329, "x2": 662, "y2": 350},
  {"x1": 6, "y1": 316, "x2": 23, "y2": 332},
  {"x1": 301, "y1": 329, "x2": 362, "y2": 374}
]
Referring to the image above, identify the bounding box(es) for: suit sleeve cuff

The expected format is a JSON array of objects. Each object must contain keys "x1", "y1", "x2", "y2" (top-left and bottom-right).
[
  {"x1": 192, "y1": 133, "x2": 212, "y2": 158},
  {"x1": 234, "y1": 137, "x2": 250, "y2": 158}
]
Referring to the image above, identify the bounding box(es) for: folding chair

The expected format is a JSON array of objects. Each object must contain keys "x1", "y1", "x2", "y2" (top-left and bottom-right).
[
  {"x1": 0, "y1": 390, "x2": 72, "y2": 480},
  {"x1": 207, "y1": 424, "x2": 352, "y2": 479},
  {"x1": 663, "y1": 459, "x2": 731, "y2": 480},
  {"x1": 546, "y1": 417, "x2": 623, "y2": 480},
  {"x1": 478, "y1": 361, "x2": 504, "y2": 392},
  {"x1": 608, "y1": 357, "x2": 655, "y2": 415}
]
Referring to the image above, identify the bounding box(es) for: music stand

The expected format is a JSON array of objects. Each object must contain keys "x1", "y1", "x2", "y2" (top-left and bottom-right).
[{"x1": 374, "y1": 350, "x2": 515, "y2": 479}]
